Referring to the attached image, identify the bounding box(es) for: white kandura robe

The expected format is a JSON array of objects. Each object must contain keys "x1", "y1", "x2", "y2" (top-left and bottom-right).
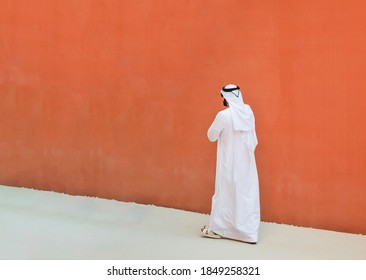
[{"x1": 208, "y1": 107, "x2": 260, "y2": 243}]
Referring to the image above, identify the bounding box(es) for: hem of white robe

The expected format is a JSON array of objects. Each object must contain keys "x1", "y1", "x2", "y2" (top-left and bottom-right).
[{"x1": 211, "y1": 227, "x2": 258, "y2": 243}]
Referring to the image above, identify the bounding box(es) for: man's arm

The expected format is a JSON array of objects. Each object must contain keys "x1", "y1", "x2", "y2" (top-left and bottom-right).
[{"x1": 207, "y1": 111, "x2": 228, "y2": 142}]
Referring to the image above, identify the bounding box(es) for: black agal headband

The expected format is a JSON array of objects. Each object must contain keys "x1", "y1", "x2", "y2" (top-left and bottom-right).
[
  {"x1": 221, "y1": 85, "x2": 240, "y2": 98},
  {"x1": 221, "y1": 85, "x2": 240, "y2": 92}
]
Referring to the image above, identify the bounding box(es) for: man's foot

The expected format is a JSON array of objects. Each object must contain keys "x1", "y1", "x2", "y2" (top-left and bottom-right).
[{"x1": 200, "y1": 225, "x2": 221, "y2": 239}]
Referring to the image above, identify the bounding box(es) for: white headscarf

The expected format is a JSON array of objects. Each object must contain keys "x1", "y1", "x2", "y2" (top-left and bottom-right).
[{"x1": 221, "y1": 84, "x2": 255, "y2": 132}]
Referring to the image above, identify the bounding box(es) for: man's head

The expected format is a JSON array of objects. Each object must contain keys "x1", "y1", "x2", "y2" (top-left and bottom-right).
[{"x1": 221, "y1": 84, "x2": 240, "y2": 107}]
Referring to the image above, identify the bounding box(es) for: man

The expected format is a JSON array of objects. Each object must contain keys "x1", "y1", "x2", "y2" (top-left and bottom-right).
[{"x1": 201, "y1": 84, "x2": 260, "y2": 243}]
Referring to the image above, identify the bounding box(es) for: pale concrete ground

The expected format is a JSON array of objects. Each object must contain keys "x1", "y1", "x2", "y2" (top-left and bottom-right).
[{"x1": 1, "y1": 185, "x2": 365, "y2": 260}]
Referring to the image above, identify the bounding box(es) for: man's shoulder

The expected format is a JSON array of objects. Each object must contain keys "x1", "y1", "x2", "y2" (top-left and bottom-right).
[
  {"x1": 217, "y1": 108, "x2": 230, "y2": 117},
  {"x1": 216, "y1": 108, "x2": 231, "y2": 122}
]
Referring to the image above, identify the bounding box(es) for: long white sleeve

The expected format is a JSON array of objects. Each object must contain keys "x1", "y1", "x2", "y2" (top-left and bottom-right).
[{"x1": 207, "y1": 110, "x2": 230, "y2": 142}]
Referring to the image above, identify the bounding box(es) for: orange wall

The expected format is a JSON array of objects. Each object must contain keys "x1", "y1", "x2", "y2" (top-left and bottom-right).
[{"x1": 1, "y1": 0, "x2": 366, "y2": 234}]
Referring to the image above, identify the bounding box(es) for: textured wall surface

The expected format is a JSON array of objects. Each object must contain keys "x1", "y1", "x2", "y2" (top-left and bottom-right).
[{"x1": 1, "y1": 0, "x2": 365, "y2": 234}]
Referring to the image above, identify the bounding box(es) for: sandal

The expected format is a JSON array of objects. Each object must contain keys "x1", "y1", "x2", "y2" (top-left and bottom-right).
[{"x1": 201, "y1": 225, "x2": 221, "y2": 239}]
